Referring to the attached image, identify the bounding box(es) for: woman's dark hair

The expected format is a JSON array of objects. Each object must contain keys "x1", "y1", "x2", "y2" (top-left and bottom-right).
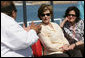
[
  {"x1": 38, "y1": 4, "x2": 53, "y2": 20},
  {"x1": 64, "y1": 6, "x2": 80, "y2": 23},
  {"x1": 1, "y1": 1, "x2": 17, "y2": 17}
]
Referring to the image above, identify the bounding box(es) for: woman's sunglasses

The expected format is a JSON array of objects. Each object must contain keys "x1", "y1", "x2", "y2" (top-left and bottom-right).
[
  {"x1": 41, "y1": 13, "x2": 50, "y2": 17},
  {"x1": 67, "y1": 14, "x2": 76, "y2": 17}
]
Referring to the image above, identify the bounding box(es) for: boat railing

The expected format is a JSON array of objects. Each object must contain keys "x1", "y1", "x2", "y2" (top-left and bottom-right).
[{"x1": 18, "y1": 18, "x2": 63, "y2": 26}]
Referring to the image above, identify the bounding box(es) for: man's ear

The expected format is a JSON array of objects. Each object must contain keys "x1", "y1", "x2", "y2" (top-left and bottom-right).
[{"x1": 12, "y1": 10, "x2": 17, "y2": 19}]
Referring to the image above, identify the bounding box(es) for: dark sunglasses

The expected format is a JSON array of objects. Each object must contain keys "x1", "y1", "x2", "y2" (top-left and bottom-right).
[
  {"x1": 41, "y1": 13, "x2": 50, "y2": 17},
  {"x1": 67, "y1": 14, "x2": 76, "y2": 17}
]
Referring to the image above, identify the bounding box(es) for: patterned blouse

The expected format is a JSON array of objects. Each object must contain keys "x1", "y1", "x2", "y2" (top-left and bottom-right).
[{"x1": 63, "y1": 20, "x2": 84, "y2": 43}]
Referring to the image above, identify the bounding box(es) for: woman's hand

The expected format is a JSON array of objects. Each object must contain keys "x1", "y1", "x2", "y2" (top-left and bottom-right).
[
  {"x1": 30, "y1": 22, "x2": 41, "y2": 34},
  {"x1": 68, "y1": 44, "x2": 76, "y2": 50},
  {"x1": 64, "y1": 17, "x2": 69, "y2": 22},
  {"x1": 59, "y1": 44, "x2": 69, "y2": 52},
  {"x1": 60, "y1": 17, "x2": 69, "y2": 28}
]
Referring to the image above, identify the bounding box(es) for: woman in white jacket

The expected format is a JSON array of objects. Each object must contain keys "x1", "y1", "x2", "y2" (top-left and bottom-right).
[{"x1": 1, "y1": 1, "x2": 40, "y2": 57}]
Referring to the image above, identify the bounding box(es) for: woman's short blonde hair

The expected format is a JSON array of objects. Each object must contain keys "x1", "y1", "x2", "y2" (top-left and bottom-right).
[{"x1": 38, "y1": 4, "x2": 53, "y2": 20}]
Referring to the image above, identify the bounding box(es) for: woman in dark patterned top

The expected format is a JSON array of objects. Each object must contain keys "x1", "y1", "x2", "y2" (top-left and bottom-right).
[{"x1": 60, "y1": 6, "x2": 84, "y2": 56}]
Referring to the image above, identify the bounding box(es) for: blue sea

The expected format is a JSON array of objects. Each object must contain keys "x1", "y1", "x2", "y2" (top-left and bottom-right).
[{"x1": 16, "y1": 3, "x2": 78, "y2": 24}]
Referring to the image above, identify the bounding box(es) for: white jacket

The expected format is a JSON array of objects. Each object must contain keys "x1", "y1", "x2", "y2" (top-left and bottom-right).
[{"x1": 1, "y1": 13, "x2": 39, "y2": 57}]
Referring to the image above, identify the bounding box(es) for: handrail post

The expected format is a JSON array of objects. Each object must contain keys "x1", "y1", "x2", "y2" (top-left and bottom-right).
[
  {"x1": 50, "y1": 1, "x2": 54, "y2": 22},
  {"x1": 23, "y1": 1, "x2": 27, "y2": 27}
]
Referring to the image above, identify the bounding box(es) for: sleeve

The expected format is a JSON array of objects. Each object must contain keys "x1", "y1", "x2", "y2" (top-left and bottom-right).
[
  {"x1": 1, "y1": 19, "x2": 39, "y2": 50},
  {"x1": 38, "y1": 32, "x2": 63, "y2": 52},
  {"x1": 80, "y1": 20, "x2": 84, "y2": 43}
]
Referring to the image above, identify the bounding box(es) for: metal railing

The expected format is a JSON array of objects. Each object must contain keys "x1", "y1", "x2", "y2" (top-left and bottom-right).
[{"x1": 18, "y1": 18, "x2": 63, "y2": 26}]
